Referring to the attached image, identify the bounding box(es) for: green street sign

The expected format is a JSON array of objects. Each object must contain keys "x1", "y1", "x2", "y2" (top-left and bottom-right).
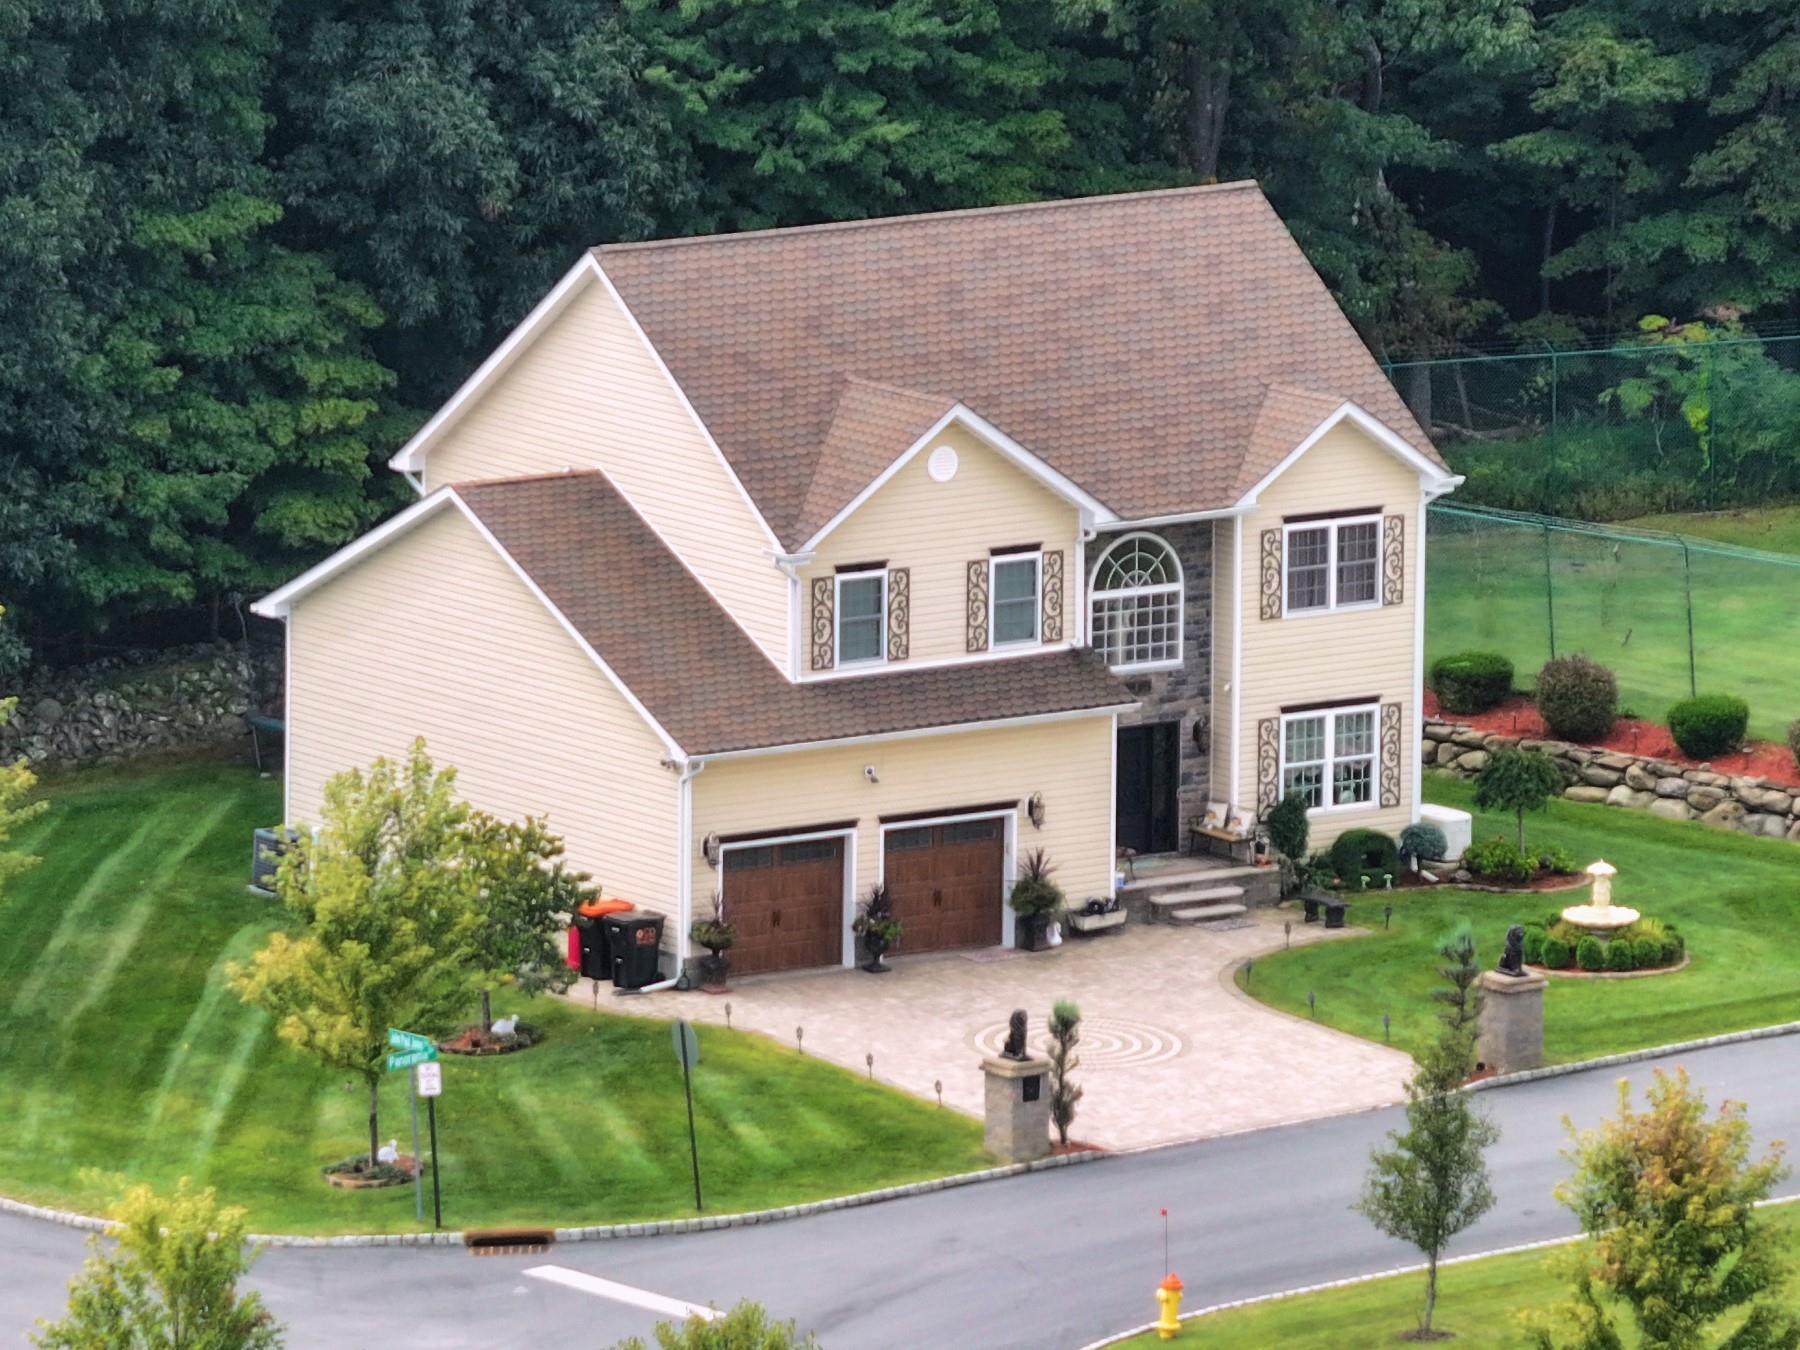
[
  {"x1": 388, "y1": 1027, "x2": 433, "y2": 1053},
  {"x1": 386, "y1": 1047, "x2": 438, "y2": 1073}
]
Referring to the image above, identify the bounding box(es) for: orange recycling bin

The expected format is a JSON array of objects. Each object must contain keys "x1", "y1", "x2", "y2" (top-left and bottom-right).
[{"x1": 575, "y1": 898, "x2": 634, "y2": 980}]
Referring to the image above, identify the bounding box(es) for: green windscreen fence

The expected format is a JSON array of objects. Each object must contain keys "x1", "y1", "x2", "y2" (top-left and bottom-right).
[{"x1": 1426, "y1": 504, "x2": 1800, "y2": 741}]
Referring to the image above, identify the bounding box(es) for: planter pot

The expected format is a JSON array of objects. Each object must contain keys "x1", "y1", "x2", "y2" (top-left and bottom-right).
[
  {"x1": 697, "y1": 953, "x2": 730, "y2": 991},
  {"x1": 859, "y1": 931, "x2": 894, "y2": 973},
  {"x1": 1015, "y1": 912, "x2": 1056, "y2": 952}
]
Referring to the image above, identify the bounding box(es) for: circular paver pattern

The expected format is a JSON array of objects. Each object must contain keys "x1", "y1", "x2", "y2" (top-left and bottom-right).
[{"x1": 970, "y1": 1015, "x2": 1187, "y2": 1068}]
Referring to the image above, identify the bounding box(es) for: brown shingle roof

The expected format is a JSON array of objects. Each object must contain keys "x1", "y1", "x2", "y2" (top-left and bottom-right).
[
  {"x1": 595, "y1": 183, "x2": 1440, "y2": 548},
  {"x1": 790, "y1": 377, "x2": 955, "y2": 547},
  {"x1": 455, "y1": 472, "x2": 1133, "y2": 757}
]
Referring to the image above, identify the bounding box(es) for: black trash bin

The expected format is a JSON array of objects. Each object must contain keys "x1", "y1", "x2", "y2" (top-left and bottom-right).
[
  {"x1": 576, "y1": 917, "x2": 611, "y2": 981},
  {"x1": 604, "y1": 913, "x2": 666, "y2": 990}
]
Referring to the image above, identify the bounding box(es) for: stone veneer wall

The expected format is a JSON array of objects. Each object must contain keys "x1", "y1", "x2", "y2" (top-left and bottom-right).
[
  {"x1": 1423, "y1": 719, "x2": 1800, "y2": 843},
  {"x1": 1104, "y1": 520, "x2": 1214, "y2": 832},
  {"x1": 0, "y1": 642, "x2": 280, "y2": 766}
]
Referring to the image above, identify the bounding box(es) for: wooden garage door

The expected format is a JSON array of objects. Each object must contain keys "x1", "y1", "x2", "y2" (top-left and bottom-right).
[
  {"x1": 722, "y1": 838, "x2": 846, "y2": 976},
  {"x1": 883, "y1": 818, "x2": 1006, "y2": 954}
]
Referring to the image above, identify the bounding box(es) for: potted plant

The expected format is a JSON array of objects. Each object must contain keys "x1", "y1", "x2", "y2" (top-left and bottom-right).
[
  {"x1": 852, "y1": 883, "x2": 902, "y2": 973},
  {"x1": 689, "y1": 904, "x2": 735, "y2": 992},
  {"x1": 1009, "y1": 848, "x2": 1066, "y2": 952}
]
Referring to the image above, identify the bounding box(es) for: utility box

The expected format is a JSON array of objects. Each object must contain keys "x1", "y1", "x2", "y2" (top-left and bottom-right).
[
  {"x1": 250, "y1": 828, "x2": 296, "y2": 895},
  {"x1": 603, "y1": 913, "x2": 666, "y2": 990}
]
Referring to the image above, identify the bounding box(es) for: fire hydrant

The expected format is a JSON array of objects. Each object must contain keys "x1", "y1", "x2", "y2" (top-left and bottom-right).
[{"x1": 1154, "y1": 1272, "x2": 1184, "y2": 1340}]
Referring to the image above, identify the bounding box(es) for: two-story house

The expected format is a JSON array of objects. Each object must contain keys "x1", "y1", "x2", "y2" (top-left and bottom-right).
[{"x1": 253, "y1": 183, "x2": 1460, "y2": 979}]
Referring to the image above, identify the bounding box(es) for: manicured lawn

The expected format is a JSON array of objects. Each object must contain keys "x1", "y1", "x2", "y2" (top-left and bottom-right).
[
  {"x1": 0, "y1": 761, "x2": 988, "y2": 1234},
  {"x1": 1241, "y1": 775, "x2": 1800, "y2": 1064},
  {"x1": 1111, "y1": 1204, "x2": 1800, "y2": 1347},
  {"x1": 1427, "y1": 510, "x2": 1800, "y2": 742},
  {"x1": 1624, "y1": 503, "x2": 1800, "y2": 557}
]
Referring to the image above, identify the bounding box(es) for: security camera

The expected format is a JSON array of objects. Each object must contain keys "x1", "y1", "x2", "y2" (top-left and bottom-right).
[{"x1": 863, "y1": 764, "x2": 879, "y2": 784}]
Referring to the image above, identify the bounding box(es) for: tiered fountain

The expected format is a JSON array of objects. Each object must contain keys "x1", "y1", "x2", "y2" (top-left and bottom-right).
[{"x1": 1558, "y1": 860, "x2": 1637, "y2": 936}]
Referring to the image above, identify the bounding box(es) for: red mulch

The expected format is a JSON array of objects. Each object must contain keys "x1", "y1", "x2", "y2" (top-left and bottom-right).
[
  {"x1": 1424, "y1": 691, "x2": 1800, "y2": 790},
  {"x1": 1050, "y1": 1141, "x2": 1105, "y2": 1157}
]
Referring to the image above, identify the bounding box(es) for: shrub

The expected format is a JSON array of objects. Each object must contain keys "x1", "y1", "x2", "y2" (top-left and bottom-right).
[
  {"x1": 1605, "y1": 940, "x2": 1636, "y2": 972},
  {"x1": 1631, "y1": 938, "x2": 1662, "y2": 969},
  {"x1": 1430, "y1": 651, "x2": 1515, "y2": 714},
  {"x1": 1267, "y1": 791, "x2": 1311, "y2": 896},
  {"x1": 1538, "y1": 844, "x2": 1578, "y2": 876},
  {"x1": 1540, "y1": 935, "x2": 1572, "y2": 969},
  {"x1": 1521, "y1": 926, "x2": 1546, "y2": 965},
  {"x1": 1329, "y1": 829, "x2": 1401, "y2": 886},
  {"x1": 1789, "y1": 718, "x2": 1800, "y2": 771},
  {"x1": 1576, "y1": 936, "x2": 1605, "y2": 972},
  {"x1": 1399, "y1": 822, "x2": 1449, "y2": 867},
  {"x1": 1536, "y1": 655, "x2": 1619, "y2": 743},
  {"x1": 1667, "y1": 694, "x2": 1750, "y2": 759},
  {"x1": 1464, "y1": 834, "x2": 1533, "y2": 884},
  {"x1": 1008, "y1": 848, "x2": 1065, "y2": 916}
]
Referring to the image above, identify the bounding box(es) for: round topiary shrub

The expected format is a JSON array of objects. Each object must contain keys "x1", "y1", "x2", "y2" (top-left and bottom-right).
[
  {"x1": 1328, "y1": 828, "x2": 1401, "y2": 886},
  {"x1": 1535, "y1": 654, "x2": 1619, "y2": 743},
  {"x1": 1631, "y1": 937, "x2": 1662, "y2": 969},
  {"x1": 1521, "y1": 926, "x2": 1546, "y2": 965},
  {"x1": 1576, "y1": 935, "x2": 1605, "y2": 972},
  {"x1": 1666, "y1": 694, "x2": 1750, "y2": 759},
  {"x1": 1398, "y1": 822, "x2": 1448, "y2": 866},
  {"x1": 1605, "y1": 939, "x2": 1636, "y2": 972},
  {"x1": 1430, "y1": 650, "x2": 1515, "y2": 714},
  {"x1": 1539, "y1": 935, "x2": 1571, "y2": 969}
]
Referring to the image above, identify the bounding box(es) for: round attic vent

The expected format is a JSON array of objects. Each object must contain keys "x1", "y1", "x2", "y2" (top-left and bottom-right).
[{"x1": 927, "y1": 445, "x2": 959, "y2": 483}]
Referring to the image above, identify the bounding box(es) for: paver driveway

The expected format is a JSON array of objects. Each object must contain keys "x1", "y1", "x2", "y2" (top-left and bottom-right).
[{"x1": 597, "y1": 912, "x2": 1413, "y2": 1150}]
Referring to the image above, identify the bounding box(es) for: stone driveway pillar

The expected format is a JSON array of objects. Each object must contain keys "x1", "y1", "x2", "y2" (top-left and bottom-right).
[{"x1": 981, "y1": 1055, "x2": 1053, "y2": 1162}]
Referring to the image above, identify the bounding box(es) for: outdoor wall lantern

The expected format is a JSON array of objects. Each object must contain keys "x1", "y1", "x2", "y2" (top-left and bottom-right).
[
  {"x1": 1191, "y1": 712, "x2": 1210, "y2": 755},
  {"x1": 1027, "y1": 792, "x2": 1046, "y2": 830},
  {"x1": 702, "y1": 832, "x2": 721, "y2": 869}
]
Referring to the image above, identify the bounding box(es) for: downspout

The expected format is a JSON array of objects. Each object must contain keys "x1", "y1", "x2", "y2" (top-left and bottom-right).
[
  {"x1": 620, "y1": 756, "x2": 705, "y2": 996},
  {"x1": 774, "y1": 551, "x2": 814, "y2": 682}
]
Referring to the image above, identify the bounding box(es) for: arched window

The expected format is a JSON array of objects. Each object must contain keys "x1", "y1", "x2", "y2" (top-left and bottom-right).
[{"x1": 1090, "y1": 533, "x2": 1183, "y2": 670}]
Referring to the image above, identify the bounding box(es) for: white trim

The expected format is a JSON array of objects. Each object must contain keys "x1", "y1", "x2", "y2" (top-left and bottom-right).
[
  {"x1": 1236, "y1": 401, "x2": 1458, "y2": 508},
  {"x1": 1279, "y1": 513, "x2": 1383, "y2": 618},
  {"x1": 796, "y1": 405, "x2": 1117, "y2": 555},
  {"x1": 251, "y1": 485, "x2": 688, "y2": 762},
  {"x1": 1088, "y1": 531, "x2": 1184, "y2": 672},
  {"x1": 877, "y1": 809, "x2": 1018, "y2": 951},
  {"x1": 389, "y1": 256, "x2": 598, "y2": 473},
  {"x1": 281, "y1": 617, "x2": 293, "y2": 828},
  {"x1": 1278, "y1": 702, "x2": 1381, "y2": 817},
  {"x1": 693, "y1": 703, "x2": 1138, "y2": 764},
  {"x1": 797, "y1": 642, "x2": 1079, "y2": 683},
  {"x1": 1102, "y1": 505, "x2": 1246, "y2": 531},
  {"x1": 1107, "y1": 712, "x2": 1119, "y2": 889},
  {"x1": 717, "y1": 827, "x2": 859, "y2": 969},
  {"x1": 676, "y1": 760, "x2": 704, "y2": 967},
  {"x1": 1228, "y1": 516, "x2": 1243, "y2": 808},
  {"x1": 1412, "y1": 485, "x2": 1428, "y2": 822},
  {"x1": 1074, "y1": 531, "x2": 1089, "y2": 645},
  {"x1": 988, "y1": 551, "x2": 1043, "y2": 649},
  {"x1": 834, "y1": 568, "x2": 888, "y2": 669}
]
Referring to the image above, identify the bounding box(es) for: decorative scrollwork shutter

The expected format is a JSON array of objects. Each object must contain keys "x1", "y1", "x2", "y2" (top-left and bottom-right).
[
  {"x1": 1256, "y1": 718, "x2": 1280, "y2": 813},
  {"x1": 1040, "y1": 550, "x2": 1065, "y2": 642},
  {"x1": 886, "y1": 567, "x2": 910, "y2": 661},
  {"x1": 810, "y1": 577, "x2": 834, "y2": 671},
  {"x1": 965, "y1": 560, "x2": 989, "y2": 652},
  {"x1": 1379, "y1": 702, "x2": 1403, "y2": 807},
  {"x1": 1382, "y1": 515, "x2": 1405, "y2": 606},
  {"x1": 1259, "y1": 530, "x2": 1283, "y2": 620}
]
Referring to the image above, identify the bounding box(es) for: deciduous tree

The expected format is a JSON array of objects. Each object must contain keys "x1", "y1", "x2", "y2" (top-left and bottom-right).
[
  {"x1": 230, "y1": 740, "x2": 481, "y2": 1170},
  {"x1": 0, "y1": 609, "x2": 46, "y2": 906},
  {"x1": 1473, "y1": 747, "x2": 1564, "y2": 852},
  {"x1": 465, "y1": 812, "x2": 591, "y2": 1034}
]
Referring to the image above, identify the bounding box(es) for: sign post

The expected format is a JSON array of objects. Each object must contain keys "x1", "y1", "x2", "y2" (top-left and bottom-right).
[
  {"x1": 415, "y1": 1060, "x2": 443, "y2": 1230},
  {"x1": 385, "y1": 1029, "x2": 439, "y2": 1226},
  {"x1": 672, "y1": 1020, "x2": 703, "y2": 1211}
]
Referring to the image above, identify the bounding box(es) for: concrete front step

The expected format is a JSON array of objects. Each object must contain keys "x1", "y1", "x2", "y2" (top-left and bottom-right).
[
  {"x1": 1119, "y1": 867, "x2": 1256, "y2": 893},
  {"x1": 1146, "y1": 886, "x2": 1247, "y2": 910},
  {"x1": 1170, "y1": 902, "x2": 1249, "y2": 923}
]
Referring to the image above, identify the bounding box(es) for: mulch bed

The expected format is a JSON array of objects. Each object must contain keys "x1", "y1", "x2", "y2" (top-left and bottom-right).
[
  {"x1": 1425, "y1": 691, "x2": 1800, "y2": 789},
  {"x1": 1530, "y1": 951, "x2": 1691, "y2": 980},
  {"x1": 324, "y1": 1155, "x2": 419, "y2": 1190},
  {"x1": 439, "y1": 1023, "x2": 543, "y2": 1056},
  {"x1": 1050, "y1": 1141, "x2": 1105, "y2": 1157}
]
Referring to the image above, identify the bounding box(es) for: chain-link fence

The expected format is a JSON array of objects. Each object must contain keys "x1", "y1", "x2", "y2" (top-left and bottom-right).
[
  {"x1": 1427, "y1": 503, "x2": 1800, "y2": 741},
  {"x1": 1387, "y1": 334, "x2": 1800, "y2": 519}
]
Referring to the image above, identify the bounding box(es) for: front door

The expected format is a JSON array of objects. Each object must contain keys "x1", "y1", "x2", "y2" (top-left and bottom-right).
[{"x1": 1116, "y1": 722, "x2": 1179, "y2": 854}]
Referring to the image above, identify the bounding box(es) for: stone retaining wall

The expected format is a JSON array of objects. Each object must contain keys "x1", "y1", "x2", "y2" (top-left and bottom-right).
[
  {"x1": 1424, "y1": 720, "x2": 1800, "y2": 843},
  {"x1": 0, "y1": 642, "x2": 280, "y2": 766}
]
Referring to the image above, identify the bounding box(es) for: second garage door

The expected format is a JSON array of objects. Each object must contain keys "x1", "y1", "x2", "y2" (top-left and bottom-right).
[
  {"x1": 722, "y1": 838, "x2": 846, "y2": 976},
  {"x1": 882, "y1": 818, "x2": 1006, "y2": 954}
]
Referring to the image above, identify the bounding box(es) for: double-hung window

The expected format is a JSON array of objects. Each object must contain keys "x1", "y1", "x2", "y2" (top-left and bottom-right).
[
  {"x1": 835, "y1": 570, "x2": 886, "y2": 666},
  {"x1": 990, "y1": 554, "x2": 1040, "y2": 646},
  {"x1": 1280, "y1": 703, "x2": 1378, "y2": 811},
  {"x1": 1284, "y1": 514, "x2": 1382, "y2": 615}
]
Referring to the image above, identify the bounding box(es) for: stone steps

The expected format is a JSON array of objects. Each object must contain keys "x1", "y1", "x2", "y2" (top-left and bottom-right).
[
  {"x1": 1169, "y1": 902, "x2": 1248, "y2": 923},
  {"x1": 1146, "y1": 885, "x2": 1247, "y2": 924}
]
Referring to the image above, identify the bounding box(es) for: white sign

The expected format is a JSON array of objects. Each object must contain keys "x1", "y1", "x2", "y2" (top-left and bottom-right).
[{"x1": 415, "y1": 1060, "x2": 443, "y2": 1097}]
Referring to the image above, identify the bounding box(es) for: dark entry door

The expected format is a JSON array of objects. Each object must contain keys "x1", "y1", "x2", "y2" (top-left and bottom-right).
[
  {"x1": 1116, "y1": 722, "x2": 1179, "y2": 854},
  {"x1": 882, "y1": 819, "x2": 1006, "y2": 953}
]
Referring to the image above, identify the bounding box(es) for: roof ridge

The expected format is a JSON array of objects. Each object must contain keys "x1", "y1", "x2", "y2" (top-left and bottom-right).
[{"x1": 592, "y1": 181, "x2": 1262, "y2": 256}]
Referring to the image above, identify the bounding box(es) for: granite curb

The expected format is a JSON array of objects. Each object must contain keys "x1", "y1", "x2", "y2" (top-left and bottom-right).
[
  {"x1": 0, "y1": 1150, "x2": 1107, "y2": 1249},
  {"x1": 1467, "y1": 1018, "x2": 1800, "y2": 1093}
]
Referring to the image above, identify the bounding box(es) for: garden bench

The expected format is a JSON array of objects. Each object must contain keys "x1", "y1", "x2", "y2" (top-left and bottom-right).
[
  {"x1": 1301, "y1": 893, "x2": 1349, "y2": 928},
  {"x1": 1189, "y1": 824, "x2": 1255, "y2": 864}
]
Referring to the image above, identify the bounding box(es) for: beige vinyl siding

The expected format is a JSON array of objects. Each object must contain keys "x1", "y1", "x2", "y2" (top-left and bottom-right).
[
  {"x1": 1234, "y1": 422, "x2": 1420, "y2": 845},
  {"x1": 286, "y1": 507, "x2": 680, "y2": 920},
  {"x1": 692, "y1": 715, "x2": 1116, "y2": 954},
  {"x1": 1210, "y1": 517, "x2": 1237, "y2": 803},
  {"x1": 419, "y1": 275, "x2": 789, "y2": 674},
  {"x1": 800, "y1": 424, "x2": 1080, "y2": 669}
]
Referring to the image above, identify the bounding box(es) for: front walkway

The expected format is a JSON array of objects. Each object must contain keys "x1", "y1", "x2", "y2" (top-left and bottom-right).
[{"x1": 594, "y1": 911, "x2": 1413, "y2": 1150}]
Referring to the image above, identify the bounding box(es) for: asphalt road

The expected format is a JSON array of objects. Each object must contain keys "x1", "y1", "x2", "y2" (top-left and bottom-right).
[{"x1": 3, "y1": 1037, "x2": 1797, "y2": 1349}]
